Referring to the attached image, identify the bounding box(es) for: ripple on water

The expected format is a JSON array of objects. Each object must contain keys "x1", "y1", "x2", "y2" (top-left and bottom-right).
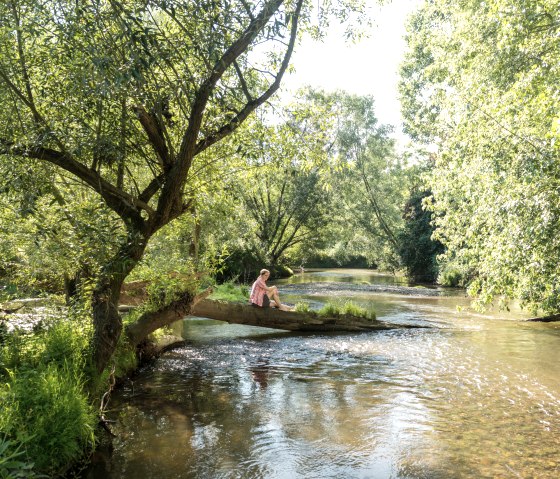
[{"x1": 92, "y1": 279, "x2": 560, "y2": 479}]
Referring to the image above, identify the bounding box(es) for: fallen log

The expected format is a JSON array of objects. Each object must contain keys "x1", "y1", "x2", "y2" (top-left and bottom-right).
[
  {"x1": 526, "y1": 313, "x2": 560, "y2": 322},
  {"x1": 190, "y1": 299, "x2": 421, "y2": 332}
]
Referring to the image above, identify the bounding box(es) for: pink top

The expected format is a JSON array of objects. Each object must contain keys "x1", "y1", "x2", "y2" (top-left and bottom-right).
[{"x1": 250, "y1": 276, "x2": 268, "y2": 306}]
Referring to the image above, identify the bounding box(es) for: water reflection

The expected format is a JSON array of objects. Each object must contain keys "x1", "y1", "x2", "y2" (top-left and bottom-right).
[{"x1": 83, "y1": 270, "x2": 560, "y2": 479}]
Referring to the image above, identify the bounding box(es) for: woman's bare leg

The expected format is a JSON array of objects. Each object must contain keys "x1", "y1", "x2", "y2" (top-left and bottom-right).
[{"x1": 269, "y1": 286, "x2": 289, "y2": 311}]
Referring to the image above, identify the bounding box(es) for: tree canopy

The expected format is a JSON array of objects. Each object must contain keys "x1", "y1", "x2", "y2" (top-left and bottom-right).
[{"x1": 400, "y1": 0, "x2": 560, "y2": 312}]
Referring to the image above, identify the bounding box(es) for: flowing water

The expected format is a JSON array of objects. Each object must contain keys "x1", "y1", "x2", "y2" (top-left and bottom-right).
[{"x1": 84, "y1": 269, "x2": 560, "y2": 479}]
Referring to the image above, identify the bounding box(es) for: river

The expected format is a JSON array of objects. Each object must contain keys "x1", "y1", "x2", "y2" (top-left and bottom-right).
[{"x1": 83, "y1": 269, "x2": 560, "y2": 478}]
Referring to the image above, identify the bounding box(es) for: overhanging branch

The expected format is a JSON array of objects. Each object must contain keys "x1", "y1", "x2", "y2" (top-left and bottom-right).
[
  {"x1": 177, "y1": 0, "x2": 286, "y2": 166},
  {"x1": 1, "y1": 140, "x2": 153, "y2": 225},
  {"x1": 194, "y1": 0, "x2": 303, "y2": 156}
]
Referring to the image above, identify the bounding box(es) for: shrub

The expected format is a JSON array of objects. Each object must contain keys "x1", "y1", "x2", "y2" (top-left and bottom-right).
[{"x1": 438, "y1": 264, "x2": 469, "y2": 288}]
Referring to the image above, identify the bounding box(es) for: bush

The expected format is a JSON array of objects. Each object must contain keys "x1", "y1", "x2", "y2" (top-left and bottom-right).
[
  {"x1": 438, "y1": 264, "x2": 469, "y2": 288},
  {"x1": 1, "y1": 364, "x2": 95, "y2": 475}
]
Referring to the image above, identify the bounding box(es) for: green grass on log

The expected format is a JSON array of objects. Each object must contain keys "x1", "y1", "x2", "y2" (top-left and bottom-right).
[
  {"x1": 209, "y1": 282, "x2": 249, "y2": 302},
  {"x1": 295, "y1": 300, "x2": 376, "y2": 321}
]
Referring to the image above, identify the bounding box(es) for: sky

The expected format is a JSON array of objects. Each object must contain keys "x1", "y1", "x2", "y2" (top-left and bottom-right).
[{"x1": 281, "y1": 0, "x2": 422, "y2": 148}]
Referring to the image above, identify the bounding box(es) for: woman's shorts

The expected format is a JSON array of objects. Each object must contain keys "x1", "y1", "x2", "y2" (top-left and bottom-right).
[
  {"x1": 251, "y1": 294, "x2": 270, "y2": 308},
  {"x1": 262, "y1": 294, "x2": 270, "y2": 307}
]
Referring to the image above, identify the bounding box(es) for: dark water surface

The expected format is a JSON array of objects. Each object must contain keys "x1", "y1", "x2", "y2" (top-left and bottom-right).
[{"x1": 84, "y1": 270, "x2": 560, "y2": 479}]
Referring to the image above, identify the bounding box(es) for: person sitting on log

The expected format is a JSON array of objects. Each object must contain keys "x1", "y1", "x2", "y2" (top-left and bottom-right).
[{"x1": 250, "y1": 269, "x2": 291, "y2": 311}]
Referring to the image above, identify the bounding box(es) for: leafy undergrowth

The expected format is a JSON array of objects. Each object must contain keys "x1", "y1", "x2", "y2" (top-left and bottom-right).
[
  {"x1": 0, "y1": 315, "x2": 97, "y2": 478},
  {"x1": 0, "y1": 306, "x2": 141, "y2": 478}
]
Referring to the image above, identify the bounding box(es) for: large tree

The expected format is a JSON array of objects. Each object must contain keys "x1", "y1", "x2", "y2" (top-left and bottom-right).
[
  {"x1": 313, "y1": 90, "x2": 411, "y2": 269},
  {"x1": 400, "y1": 0, "x2": 560, "y2": 311},
  {"x1": 0, "y1": 0, "x2": 367, "y2": 375}
]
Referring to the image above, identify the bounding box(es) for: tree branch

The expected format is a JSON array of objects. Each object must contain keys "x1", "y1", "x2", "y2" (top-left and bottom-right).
[
  {"x1": 233, "y1": 60, "x2": 253, "y2": 102},
  {"x1": 125, "y1": 288, "x2": 212, "y2": 346},
  {"x1": 10, "y1": 1, "x2": 40, "y2": 125},
  {"x1": 1, "y1": 140, "x2": 153, "y2": 225},
  {"x1": 155, "y1": 0, "x2": 288, "y2": 225},
  {"x1": 358, "y1": 159, "x2": 398, "y2": 246},
  {"x1": 179, "y1": 0, "x2": 286, "y2": 167},
  {"x1": 133, "y1": 105, "x2": 171, "y2": 170},
  {"x1": 194, "y1": 0, "x2": 303, "y2": 156}
]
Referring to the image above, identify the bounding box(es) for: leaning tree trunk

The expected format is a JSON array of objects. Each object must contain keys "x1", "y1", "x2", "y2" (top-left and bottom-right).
[
  {"x1": 125, "y1": 288, "x2": 212, "y2": 346},
  {"x1": 91, "y1": 234, "x2": 148, "y2": 375}
]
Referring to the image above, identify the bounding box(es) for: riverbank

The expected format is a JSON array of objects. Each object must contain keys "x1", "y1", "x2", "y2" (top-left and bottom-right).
[{"x1": 0, "y1": 296, "x2": 187, "y2": 479}]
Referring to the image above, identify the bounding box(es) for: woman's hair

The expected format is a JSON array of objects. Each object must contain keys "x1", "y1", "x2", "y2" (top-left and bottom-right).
[{"x1": 260, "y1": 269, "x2": 270, "y2": 276}]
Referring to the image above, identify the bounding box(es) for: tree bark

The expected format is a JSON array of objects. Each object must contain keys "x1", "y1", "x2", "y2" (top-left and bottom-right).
[
  {"x1": 526, "y1": 313, "x2": 560, "y2": 322},
  {"x1": 190, "y1": 300, "x2": 422, "y2": 332},
  {"x1": 91, "y1": 232, "x2": 148, "y2": 375},
  {"x1": 125, "y1": 288, "x2": 211, "y2": 346}
]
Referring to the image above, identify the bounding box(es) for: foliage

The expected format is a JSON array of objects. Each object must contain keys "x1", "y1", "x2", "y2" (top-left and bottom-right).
[
  {"x1": 0, "y1": 316, "x2": 96, "y2": 476},
  {"x1": 0, "y1": 435, "x2": 47, "y2": 479},
  {"x1": 209, "y1": 282, "x2": 249, "y2": 303},
  {"x1": 317, "y1": 300, "x2": 375, "y2": 319},
  {"x1": 240, "y1": 166, "x2": 332, "y2": 268},
  {"x1": 204, "y1": 93, "x2": 339, "y2": 279},
  {"x1": 294, "y1": 90, "x2": 415, "y2": 270},
  {"x1": 0, "y1": 0, "x2": 370, "y2": 376},
  {"x1": 438, "y1": 264, "x2": 469, "y2": 288},
  {"x1": 397, "y1": 188, "x2": 444, "y2": 283},
  {"x1": 400, "y1": 0, "x2": 560, "y2": 312},
  {"x1": 0, "y1": 163, "x2": 123, "y2": 294}
]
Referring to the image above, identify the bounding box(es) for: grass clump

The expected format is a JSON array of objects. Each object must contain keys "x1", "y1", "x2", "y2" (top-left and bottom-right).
[
  {"x1": 294, "y1": 302, "x2": 312, "y2": 313},
  {"x1": 317, "y1": 300, "x2": 376, "y2": 320},
  {"x1": 209, "y1": 281, "x2": 249, "y2": 302}
]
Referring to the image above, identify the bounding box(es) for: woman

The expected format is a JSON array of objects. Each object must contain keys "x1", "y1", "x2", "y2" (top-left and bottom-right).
[{"x1": 250, "y1": 269, "x2": 291, "y2": 311}]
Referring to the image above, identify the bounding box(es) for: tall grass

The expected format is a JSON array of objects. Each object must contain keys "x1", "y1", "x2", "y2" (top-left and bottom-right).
[{"x1": 294, "y1": 300, "x2": 376, "y2": 320}]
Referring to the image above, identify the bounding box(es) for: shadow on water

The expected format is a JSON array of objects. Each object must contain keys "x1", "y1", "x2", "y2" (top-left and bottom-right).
[{"x1": 82, "y1": 269, "x2": 560, "y2": 479}]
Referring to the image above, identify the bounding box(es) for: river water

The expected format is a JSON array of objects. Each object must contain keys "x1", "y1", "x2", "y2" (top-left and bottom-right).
[{"x1": 84, "y1": 269, "x2": 560, "y2": 478}]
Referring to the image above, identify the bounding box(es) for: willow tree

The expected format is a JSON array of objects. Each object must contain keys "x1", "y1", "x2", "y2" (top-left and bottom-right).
[
  {"x1": 305, "y1": 90, "x2": 409, "y2": 269},
  {"x1": 400, "y1": 0, "x2": 560, "y2": 311},
  {"x1": 0, "y1": 0, "x2": 368, "y2": 375}
]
